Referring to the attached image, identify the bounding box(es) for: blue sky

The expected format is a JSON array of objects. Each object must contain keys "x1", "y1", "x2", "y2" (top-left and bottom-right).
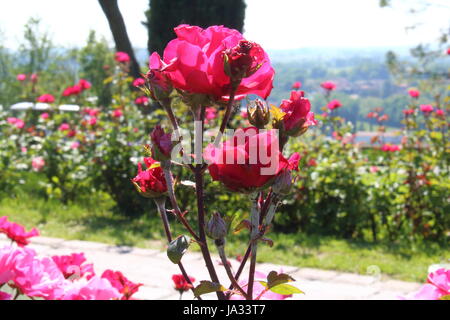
[{"x1": 0, "y1": 0, "x2": 448, "y2": 50}]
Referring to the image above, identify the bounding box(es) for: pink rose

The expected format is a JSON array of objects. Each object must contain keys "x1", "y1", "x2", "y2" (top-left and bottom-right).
[
  {"x1": 51, "y1": 253, "x2": 94, "y2": 280},
  {"x1": 403, "y1": 109, "x2": 414, "y2": 116},
  {"x1": 204, "y1": 127, "x2": 299, "y2": 192},
  {"x1": 32, "y1": 157, "x2": 45, "y2": 172},
  {"x1": 420, "y1": 104, "x2": 433, "y2": 114},
  {"x1": 327, "y1": 99, "x2": 342, "y2": 110},
  {"x1": 37, "y1": 94, "x2": 55, "y2": 103},
  {"x1": 132, "y1": 78, "x2": 145, "y2": 87},
  {"x1": 17, "y1": 74, "x2": 26, "y2": 81},
  {"x1": 59, "y1": 123, "x2": 70, "y2": 131},
  {"x1": 0, "y1": 216, "x2": 40, "y2": 247},
  {"x1": 70, "y1": 141, "x2": 80, "y2": 149},
  {"x1": 158, "y1": 24, "x2": 274, "y2": 100},
  {"x1": 101, "y1": 270, "x2": 143, "y2": 300},
  {"x1": 135, "y1": 96, "x2": 149, "y2": 106},
  {"x1": 112, "y1": 109, "x2": 123, "y2": 118},
  {"x1": 320, "y1": 81, "x2": 336, "y2": 91},
  {"x1": 280, "y1": 91, "x2": 317, "y2": 135},
  {"x1": 40, "y1": 112, "x2": 50, "y2": 120},
  {"x1": 115, "y1": 51, "x2": 130, "y2": 63},
  {"x1": 435, "y1": 109, "x2": 445, "y2": 117},
  {"x1": 408, "y1": 89, "x2": 420, "y2": 99},
  {"x1": 78, "y1": 79, "x2": 91, "y2": 91},
  {"x1": 292, "y1": 81, "x2": 302, "y2": 89},
  {"x1": 88, "y1": 117, "x2": 97, "y2": 126},
  {"x1": 132, "y1": 157, "x2": 168, "y2": 197},
  {"x1": 402, "y1": 268, "x2": 450, "y2": 300}
]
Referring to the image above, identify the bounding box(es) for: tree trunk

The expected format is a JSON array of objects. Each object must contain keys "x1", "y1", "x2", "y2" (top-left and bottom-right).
[{"x1": 98, "y1": 0, "x2": 141, "y2": 79}]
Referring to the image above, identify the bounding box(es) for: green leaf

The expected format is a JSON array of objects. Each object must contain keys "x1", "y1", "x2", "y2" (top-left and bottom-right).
[
  {"x1": 166, "y1": 235, "x2": 190, "y2": 264},
  {"x1": 269, "y1": 283, "x2": 304, "y2": 295},
  {"x1": 266, "y1": 271, "x2": 296, "y2": 288},
  {"x1": 193, "y1": 281, "x2": 226, "y2": 298}
]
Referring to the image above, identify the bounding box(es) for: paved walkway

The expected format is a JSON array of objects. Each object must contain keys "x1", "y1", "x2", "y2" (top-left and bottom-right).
[{"x1": 0, "y1": 236, "x2": 421, "y2": 300}]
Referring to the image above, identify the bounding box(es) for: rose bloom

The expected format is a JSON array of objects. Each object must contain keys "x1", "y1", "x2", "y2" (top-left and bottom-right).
[
  {"x1": 172, "y1": 274, "x2": 195, "y2": 292},
  {"x1": 291, "y1": 81, "x2": 302, "y2": 89},
  {"x1": 13, "y1": 118, "x2": 25, "y2": 129},
  {"x1": 403, "y1": 109, "x2": 414, "y2": 116},
  {"x1": 112, "y1": 109, "x2": 123, "y2": 118},
  {"x1": 37, "y1": 94, "x2": 55, "y2": 103},
  {"x1": 280, "y1": 91, "x2": 317, "y2": 135},
  {"x1": 66, "y1": 129, "x2": 77, "y2": 138},
  {"x1": 327, "y1": 99, "x2": 342, "y2": 110},
  {"x1": 402, "y1": 268, "x2": 449, "y2": 300},
  {"x1": 0, "y1": 292, "x2": 11, "y2": 300},
  {"x1": 408, "y1": 89, "x2": 420, "y2": 99},
  {"x1": 88, "y1": 117, "x2": 97, "y2": 126},
  {"x1": 51, "y1": 253, "x2": 95, "y2": 280},
  {"x1": 70, "y1": 141, "x2": 80, "y2": 149},
  {"x1": 135, "y1": 96, "x2": 149, "y2": 106},
  {"x1": 40, "y1": 112, "x2": 50, "y2": 120},
  {"x1": 88, "y1": 108, "x2": 100, "y2": 117},
  {"x1": 30, "y1": 73, "x2": 38, "y2": 82},
  {"x1": 32, "y1": 157, "x2": 45, "y2": 172},
  {"x1": 132, "y1": 78, "x2": 145, "y2": 87},
  {"x1": 370, "y1": 166, "x2": 379, "y2": 173},
  {"x1": 381, "y1": 144, "x2": 400, "y2": 152},
  {"x1": 320, "y1": 81, "x2": 336, "y2": 91},
  {"x1": 17, "y1": 74, "x2": 26, "y2": 81},
  {"x1": 0, "y1": 216, "x2": 40, "y2": 247},
  {"x1": 78, "y1": 79, "x2": 91, "y2": 91},
  {"x1": 101, "y1": 270, "x2": 143, "y2": 300},
  {"x1": 367, "y1": 112, "x2": 377, "y2": 118},
  {"x1": 420, "y1": 104, "x2": 434, "y2": 114},
  {"x1": 59, "y1": 123, "x2": 70, "y2": 131},
  {"x1": 155, "y1": 24, "x2": 274, "y2": 100},
  {"x1": 204, "y1": 127, "x2": 300, "y2": 192},
  {"x1": 132, "y1": 157, "x2": 168, "y2": 198},
  {"x1": 435, "y1": 109, "x2": 445, "y2": 117},
  {"x1": 205, "y1": 107, "x2": 217, "y2": 123},
  {"x1": 115, "y1": 51, "x2": 130, "y2": 63}
]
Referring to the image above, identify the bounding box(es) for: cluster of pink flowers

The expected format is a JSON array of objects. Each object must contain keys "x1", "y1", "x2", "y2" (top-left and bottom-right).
[
  {"x1": 420, "y1": 104, "x2": 434, "y2": 114},
  {"x1": 403, "y1": 268, "x2": 449, "y2": 300},
  {"x1": 0, "y1": 217, "x2": 142, "y2": 300},
  {"x1": 62, "y1": 79, "x2": 91, "y2": 97},
  {"x1": 132, "y1": 78, "x2": 145, "y2": 87},
  {"x1": 0, "y1": 216, "x2": 39, "y2": 247},
  {"x1": 6, "y1": 117, "x2": 25, "y2": 130},
  {"x1": 115, "y1": 52, "x2": 130, "y2": 63},
  {"x1": 16, "y1": 73, "x2": 38, "y2": 83},
  {"x1": 31, "y1": 157, "x2": 45, "y2": 172},
  {"x1": 381, "y1": 143, "x2": 401, "y2": 152},
  {"x1": 37, "y1": 94, "x2": 55, "y2": 103},
  {"x1": 135, "y1": 96, "x2": 149, "y2": 106}
]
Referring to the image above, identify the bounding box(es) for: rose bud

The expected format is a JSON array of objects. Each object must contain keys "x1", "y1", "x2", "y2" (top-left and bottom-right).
[
  {"x1": 145, "y1": 52, "x2": 172, "y2": 101},
  {"x1": 224, "y1": 40, "x2": 266, "y2": 84},
  {"x1": 150, "y1": 125, "x2": 174, "y2": 161},
  {"x1": 279, "y1": 91, "x2": 317, "y2": 137},
  {"x1": 206, "y1": 212, "x2": 228, "y2": 240},
  {"x1": 247, "y1": 99, "x2": 270, "y2": 129},
  {"x1": 132, "y1": 157, "x2": 168, "y2": 198}
]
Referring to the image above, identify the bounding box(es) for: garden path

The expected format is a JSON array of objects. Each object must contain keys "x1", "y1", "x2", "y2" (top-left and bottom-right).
[{"x1": 0, "y1": 236, "x2": 421, "y2": 300}]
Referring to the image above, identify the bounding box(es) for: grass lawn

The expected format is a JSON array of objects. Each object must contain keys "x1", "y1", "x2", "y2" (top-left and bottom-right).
[{"x1": 1, "y1": 192, "x2": 447, "y2": 283}]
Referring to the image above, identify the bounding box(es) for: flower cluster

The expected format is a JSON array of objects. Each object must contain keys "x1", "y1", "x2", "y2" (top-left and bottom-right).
[{"x1": 0, "y1": 218, "x2": 141, "y2": 300}]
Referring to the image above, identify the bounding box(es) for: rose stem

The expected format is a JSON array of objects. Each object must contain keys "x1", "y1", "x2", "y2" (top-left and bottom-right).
[{"x1": 154, "y1": 198, "x2": 201, "y2": 300}]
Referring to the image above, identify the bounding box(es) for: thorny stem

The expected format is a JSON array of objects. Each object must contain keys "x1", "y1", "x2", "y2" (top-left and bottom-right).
[
  {"x1": 216, "y1": 240, "x2": 249, "y2": 299},
  {"x1": 227, "y1": 191, "x2": 273, "y2": 298},
  {"x1": 247, "y1": 192, "x2": 260, "y2": 300},
  {"x1": 193, "y1": 106, "x2": 226, "y2": 300},
  {"x1": 154, "y1": 198, "x2": 201, "y2": 300},
  {"x1": 213, "y1": 84, "x2": 238, "y2": 147},
  {"x1": 161, "y1": 161, "x2": 202, "y2": 244}
]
